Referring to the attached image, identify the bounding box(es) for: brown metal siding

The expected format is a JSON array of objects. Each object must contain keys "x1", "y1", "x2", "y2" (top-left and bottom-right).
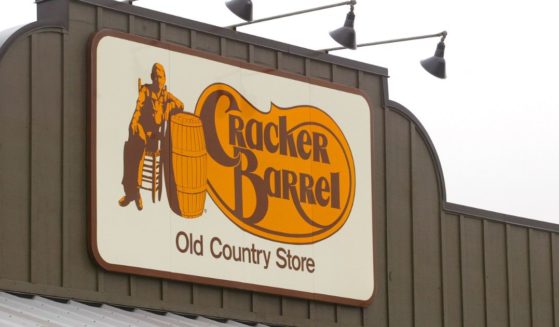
[
  {"x1": 442, "y1": 214, "x2": 462, "y2": 326},
  {"x1": 461, "y1": 217, "x2": 486, "y2": 326},
  {"x1": 64, "y1": 12, "x2": 99, "y2": 293},
  {"x1": 0, "y1": 35, "x2": 32, "y2": 283},
  {"x1": 412, "y1": 124, "x2": 443, "y2": 327},
  {"x1": 508, "y1": 225, "x2": 532, "y2": 326},
  {"x1": 366, "y1": 97, "x2": 388, "y2": 326},
  {"x1": 1, "y1": 1, "x2": 558, "y2": 326},
  {"x1": 484, "y1": 221, "x2": 508, "y2": 327},
  {"x1": 386, "y1": 110, "x2": 414, "y2": 326}
]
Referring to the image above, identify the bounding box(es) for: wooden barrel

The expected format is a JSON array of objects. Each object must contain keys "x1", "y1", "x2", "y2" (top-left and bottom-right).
[{"x1": 170, "y1": 112, "x2": 207, "y2": 218}]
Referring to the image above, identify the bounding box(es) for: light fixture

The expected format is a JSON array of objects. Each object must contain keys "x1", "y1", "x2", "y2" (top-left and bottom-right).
[
  {"x1": 322, "y1": 31, "x2": 448, "y2": 79},
  {"x1": 329, "y1": 5, "x2": 356, "y2": 49},
  {"x1": 420, "y1": 33, "x2": 447, "y2": 79},
  {"x1": 225, "y1": 0, "x2": 253, "y2": 22},
  {"x1": 227, "y1": 1, "x2": 358, "y2": 50}
]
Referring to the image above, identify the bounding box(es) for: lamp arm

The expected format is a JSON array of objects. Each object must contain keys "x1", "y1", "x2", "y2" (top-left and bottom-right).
[
  {"x1": 322, "y1": 31, "x2": 447, "y2": 53},
  {"x1": 227, "y1": 0, "x2": 357, "y2": 30}
]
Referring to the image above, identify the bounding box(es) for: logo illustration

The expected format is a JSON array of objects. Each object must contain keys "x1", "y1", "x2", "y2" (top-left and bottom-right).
[
  {"x1": 196, "y1": 84, "x2": 355, "y2": 244},
  {"x1": 119, "y1": 65, "x2": 355, "y2": 243},
  {"x1": 118, "y1": 62, "x2": 208, "y2": 218},
  {"x1": 169, "y1": 112, "x2": 208, "y2": 217}
]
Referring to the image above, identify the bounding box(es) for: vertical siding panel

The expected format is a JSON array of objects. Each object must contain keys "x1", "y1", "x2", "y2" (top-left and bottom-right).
[
  {"x1": 484, "y1": 221, "x2": 509, "y2": 326},
  {"x1": 362, "y1": 74, "x2": 387, "y2": 327},
  {"x1": 219, "y1": 37, "x2": 226, "y2": 56},
  {"x1": 30, "y1": 32, "x2": 63, "y2": 286},
  {"x1": 338, "y1": 305, "x2": 362, "y2": 326},
  {"x1": 224, "y1": 39, "x2": 249, "y2": 62},
  {"x1": 166, "y1": 24, "x2": 190, "y2": 48},
  {"x1": 312, "y1": 302, "x2": 337, "y2": 325},
  {"x1": 96, "y1": 7, "x2": 102, "y2": 31},
  {"x1": 310, "y1": 60, "x2": 331, "y2": 82},
  {"x1": 253, "y1": 46, "x2": 276, "y2": 68},
  {"x1": 64, "y1": 16, "x2": 99, "y2": 290},
  {"x1": 102, "y1": 8, "x2": 128, "y2": 32},
  {"x1": 385, "y1": 110, "x2": 413, "y2": 327},
  {"x1": 442, "y1": 214, "x2": 463, "y2": 327},
  {"x1": 252, "y1": 293, "x2": 281, "y2": 319},
  {"x1": 0, "y1": 36, "x2": 31, "y2": 282},
  {"x1": 159, "y1": 22, "x2": 165, "y2": 42},
  {"x1": 282, "y1": 297, "x2": 310, "y2": 321},
  {"x1": 507, "y1": 226, "x2": 531, "y2": 327},
  {"x1": 61, "y1": 31, "x2": 68, "y2": 289},
  {"x1": 460, "y1": 217, "x2": 485, "y2": 327},
  {"x1": 411, "y1": 126, "x2": 442, "y2": 327},
  {"x1": 529, "y1": 230, "x2": 553, "y2": 327},
  {"x1": 134, "y1": 17, "x2": 158, "y2": 39},
  {"x1": 128, "y1": 14, "x2": 134, "y2": 34},
  {"x1": 192, "y1": 31, "x2": 220, "y2": 54},
  {"x1": 161, "y1": 280, "x2": 167, "y2": 302},
  {"x1": 133, "y1": 276, "x2": 162, "y2": 302},
  {"x1": 98, "y1": 269, "x2": 131, "y2": 298},
  {"x1": 553, "y1": 234, "x2": 559, "y2": 327},
  {"x1": 281, "y1": 53, "x2": 305, "y2": 76},
  {"x1": 333, "y1": 66, "x2": 358, "y2": 87},
  {"x1": 193, "y1": 284, "x2": 223, "y2": 309},
  {"x1": 439, "y1": 212, "x2": 446, "y2": 326},
  {"x1": 165, "y1": 280, "x2": 194, "y2": 307}
]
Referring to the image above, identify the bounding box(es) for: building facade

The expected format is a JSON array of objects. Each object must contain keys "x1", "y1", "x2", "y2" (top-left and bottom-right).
[{"x1": 0, "y1": 1, "x2": 558, "y2": 326}]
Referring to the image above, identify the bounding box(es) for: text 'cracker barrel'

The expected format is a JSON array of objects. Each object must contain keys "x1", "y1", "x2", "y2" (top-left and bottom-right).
[{"x1": 170, "y1": 112, "x2": 207, "y2": 218}]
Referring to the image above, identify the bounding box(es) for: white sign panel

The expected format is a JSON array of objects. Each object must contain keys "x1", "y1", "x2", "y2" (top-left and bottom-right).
[{"x1": 89, "y1": 31, "x2": 374, "y2": 306}]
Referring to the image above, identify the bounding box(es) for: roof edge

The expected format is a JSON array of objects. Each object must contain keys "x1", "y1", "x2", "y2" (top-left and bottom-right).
[
  {"x1": 75, "y1": 0, "x2": 388, "y2": 77},
  {"x1": 0, "y1": 21, "x2": 66, "y2": 63},
  {"x1": 445, "y1": 202, "x2": 559, "y2": 233}
]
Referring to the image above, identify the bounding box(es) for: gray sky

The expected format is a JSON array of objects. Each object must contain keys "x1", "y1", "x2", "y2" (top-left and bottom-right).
[{"x1": 2, "y1": 0, "x2": 558, "y2": 223}]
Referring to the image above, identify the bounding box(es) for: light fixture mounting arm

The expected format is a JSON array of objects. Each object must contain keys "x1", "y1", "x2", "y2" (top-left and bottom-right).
[
  {"x1": 322, "y1": 30, "x2": 447, "y2": 53},
  {"x1": 227, "y1": 0, "x2": 357, "y2": 30}
]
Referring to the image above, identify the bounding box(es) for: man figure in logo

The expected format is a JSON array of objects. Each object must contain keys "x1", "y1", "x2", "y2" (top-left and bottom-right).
[{"x1": 119, "y1": 63, "x2": 184, "y2": 210}]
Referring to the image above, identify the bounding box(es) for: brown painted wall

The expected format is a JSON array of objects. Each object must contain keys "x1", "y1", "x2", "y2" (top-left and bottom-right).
[{"x1": 0, "y1": 1, "x2": 557, "y2": 326}]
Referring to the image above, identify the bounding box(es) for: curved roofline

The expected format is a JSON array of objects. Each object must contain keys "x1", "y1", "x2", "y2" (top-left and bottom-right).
[
  {"x1": 0, "y1": 21, "x2": 66, "y2": 63},
  {"x1": 386, "y1": 99, "x2": 448, "y2": 203},
  {"x1": 0, "y1": 25, "x2": 25, "y2": 49},
  {"x1": 386, "y1": 99, "x2": 559, "y2": 232}
]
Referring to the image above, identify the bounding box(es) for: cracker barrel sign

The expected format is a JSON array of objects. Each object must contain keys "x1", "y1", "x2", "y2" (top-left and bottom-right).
[{"x1": 89, "y1": 31, "x2": 374, "y2": 306}]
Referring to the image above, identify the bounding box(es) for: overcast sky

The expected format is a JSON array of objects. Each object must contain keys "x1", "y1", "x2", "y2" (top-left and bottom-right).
[{"x1": 1, "y1": 0, "x2": 558, "y2": 223}]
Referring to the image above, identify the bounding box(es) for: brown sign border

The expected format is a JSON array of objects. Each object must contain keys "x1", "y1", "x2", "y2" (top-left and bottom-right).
[{"x1": 88, "y1": 29, "x2": 376, "y2": 307}]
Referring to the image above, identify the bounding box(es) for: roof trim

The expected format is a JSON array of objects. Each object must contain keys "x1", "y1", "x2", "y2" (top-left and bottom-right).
[
  {"x1": 445, "y1": 202, "x2": 559, "y2": 233},
  {"x1": 75, "y1": 0, "x2": 388, "y2": 76}
]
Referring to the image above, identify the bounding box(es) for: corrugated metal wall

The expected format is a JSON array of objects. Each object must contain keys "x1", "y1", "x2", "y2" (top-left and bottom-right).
[{"x1": 0, "y1": 1, "x2": 557, "y2": 326}]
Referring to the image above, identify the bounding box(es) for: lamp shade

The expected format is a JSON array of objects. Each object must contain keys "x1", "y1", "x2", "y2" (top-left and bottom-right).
[
  {"x1": 329, "y1": 9, "x2": 356, "y2": 50},
  {"x1": 420, "y1": 41, "x2": 446, "y2": 79},
  {"x1": 226, "y1": 0, "x2": 253, "y2": 22}
]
